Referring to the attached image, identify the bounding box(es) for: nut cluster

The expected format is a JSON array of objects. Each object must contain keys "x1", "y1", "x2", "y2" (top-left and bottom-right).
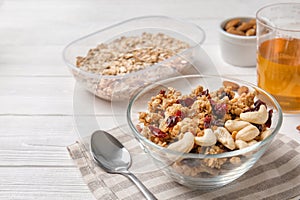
[
  {"x1": 76, "y1": 32, "x2": 190, "y2": 76},
  {"x1": 224, "y1": 18, "x2": 256, "y2": 36}
]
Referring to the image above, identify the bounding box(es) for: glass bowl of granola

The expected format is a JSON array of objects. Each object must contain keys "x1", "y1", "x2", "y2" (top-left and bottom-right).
[
  {"x1": 63, "y1": 16, "x2": 208, "y2": 101},
  {"x1": 127, "y1": 75, "x2": 282, "y2": 189}
]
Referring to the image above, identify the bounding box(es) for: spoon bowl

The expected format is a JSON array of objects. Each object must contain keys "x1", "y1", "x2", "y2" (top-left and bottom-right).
[
  {"x1": 91, "y1": 130, "x2": 131, "y2": 173},
  {"x1": 90, "y1": 130, "x2": 157, "y2": 200}
]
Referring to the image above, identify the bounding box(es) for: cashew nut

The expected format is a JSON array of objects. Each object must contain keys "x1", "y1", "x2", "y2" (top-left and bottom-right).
[
  {"x1": 235, "y1": 124, "x2": 260, "y2": 142},
  {"x1": 194, "y1": 128, "x2": 217, "y2": 147},
  {"x1": 225, "y1": 120, "x2": 251, "y2": 132},
  {"x1": 247, "y1": 140, "x2": 258, "y2": 146},
  {"x1": 260, "y1": 129, "x2": 272, "y2": 140},
  {"x1": 214, "y1": 127, "x2": 235, "y2": 150},
  {"x1": 235, "y1": 139, "x2": 248, "y2": 149},
  {"x1": 167, "y1": 131, "x2": 194, "y2": 153},
  {"x1": 229, "y1": 157, "x2": 241, "y2": 165},
  {"x1": 240, "y1": 105, "x2": 268, "y2": 124}
]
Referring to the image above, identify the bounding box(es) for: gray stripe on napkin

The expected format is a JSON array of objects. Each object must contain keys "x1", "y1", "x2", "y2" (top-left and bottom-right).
[{"x1": 68, "y1": 128, "x2": 300, "y2": 200}]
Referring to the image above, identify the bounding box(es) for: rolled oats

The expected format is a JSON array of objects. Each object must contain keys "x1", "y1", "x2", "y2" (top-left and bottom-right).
[
  {"x1": 76, "y1": 33, "x2": 190, "y2": 76},
  {"x1": 74, "y1": 32, "x2": 193, "y2": 100}
]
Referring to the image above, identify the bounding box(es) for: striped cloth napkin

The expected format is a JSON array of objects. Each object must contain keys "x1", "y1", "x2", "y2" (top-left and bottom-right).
[{"x1": 67, "y1": 127, "x2": 300, "y2": 200}]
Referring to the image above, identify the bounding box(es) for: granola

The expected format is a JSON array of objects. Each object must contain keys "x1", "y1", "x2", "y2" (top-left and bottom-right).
[{"x1": 137, "y1": 81, "x2": 274, "y2": 177}]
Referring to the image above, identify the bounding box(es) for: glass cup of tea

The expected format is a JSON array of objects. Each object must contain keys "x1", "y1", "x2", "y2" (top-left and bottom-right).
[{"x1": 256, "y1": 3, "x2": 300, "y2": 113}]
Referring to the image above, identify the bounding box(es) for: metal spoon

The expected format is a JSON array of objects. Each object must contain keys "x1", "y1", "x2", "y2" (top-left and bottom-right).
[{"x1": 90, "y1": 130, "x2": 158, "y2": 200}]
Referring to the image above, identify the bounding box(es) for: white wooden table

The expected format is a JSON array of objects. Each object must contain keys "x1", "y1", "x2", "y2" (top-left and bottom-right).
[{"x1": 1, "y1": 0, "x2": 299, "y2": 199}]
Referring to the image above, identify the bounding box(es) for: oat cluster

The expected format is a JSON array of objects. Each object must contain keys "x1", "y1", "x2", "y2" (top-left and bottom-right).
[{"x1": 76, "y1": 32, "x2": 190, "y2": 76}]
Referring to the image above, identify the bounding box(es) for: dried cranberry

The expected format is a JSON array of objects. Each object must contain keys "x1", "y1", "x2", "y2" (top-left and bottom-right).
[
  {"x1": 219, "y1": 91, "x2": 234, "y2": 100},
  {"x1": 243, "y1": 100, "x2": 267, "y2": 113},
  {"x1": 159, "y1": 90, "x2": 166, "y2": 96},
  {"x1": 149, "y1": 126, "x2": 167, "y2": 138},
  {"x1": 175, "y1": 110, "x2": 185, "y2": 119},
  {"x1": 136, "y1": 125, "x2": 142, "y2": 133},
  {"x1": 175, "y1": 110, "x2": 182, "y2": 117},
  {"x1": 211, "y1": 119, "x2": 225, "y2": 127},
  {"x1": 166, "y1": 116, "x2": 179, "y2": 127},
  {"x1": 201, "y1": 89, "x2": 210, "y2": 98},
  {"x1": 177, "y1": 97, "x2": 195, "y2": 107},
  {"x1": 210, "y1": 99, "x2": 227, "y2": 119},
  {"x1": 265, "y1": 109, "x2": 273, "y2": 128},
  {"x1": 254, "y1": 100, "x2": 267, "y2": 111},
  {"x1": 204, "y1": 114, "x2": 212, "y2": 128},
  {"x1": 253, "y1": 124, "x2": 264, "y2": 132}
]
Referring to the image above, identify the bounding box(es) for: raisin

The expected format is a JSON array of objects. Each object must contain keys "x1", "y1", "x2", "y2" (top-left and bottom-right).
[
  {"x1": 177, "y1": 97, "x2": 195, "y2": 107},
  {"x1": 253, "y1": 124, "x2": 264, "y2": 132},
  {"x1": 210, "y1": 99, "x2": 227, "y2": 119},
  {"x1": 166, "y1": 116, "x2": 179, "y2": 127},
  {"x1": 159, "y1": 90, "x2": 166, "y2": 96},
  {"x1": 265, "y1": 109, "x2": 273, "y2": 128},
  {"x1": 175, "y1": 110, "x2": 185, "y2": 119},
  {"x1": 254, "y1": 100, "x2": 267, "y2": 111},
  {"x1": 211, "y1": 119, "x2": 225, "y2": 127},
  {"x1": 200, "y1": 89, "x2": 210, "y2": 98},
  {"x1": 158, "y1": 110, "x2": 165, "y2": 117},
  {"x1": 219, "y1": 91, "x2": 233, "y2": 100},
  {"x1": 204, "y1": 114, "x2": 212, "y2": 128},
  {"x1": 149, "y1": 126, "x2": 167, "y2": 138}
]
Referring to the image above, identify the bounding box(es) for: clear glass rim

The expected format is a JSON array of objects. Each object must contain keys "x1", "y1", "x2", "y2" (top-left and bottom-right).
[
  {"x1": 256, "y1": 3, "x2": 300, "y2": 32},
  {"x1": 127, "y1": 74, "x2": 283, "y2": 159},
  {"x1": 62, "y1": 15, "x2": 206, "y2": 79}
]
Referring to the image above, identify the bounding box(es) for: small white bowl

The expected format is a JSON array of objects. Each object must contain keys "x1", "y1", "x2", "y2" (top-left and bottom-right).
[{"x1": 219, "y1": 17, "x2": 257, "y2": 67}]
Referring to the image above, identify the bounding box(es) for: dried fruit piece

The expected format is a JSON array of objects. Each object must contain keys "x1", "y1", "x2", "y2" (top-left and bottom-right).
[
  {"x1": 200, "y1": 89, "x2": 210, "y2": 97},
  {"x1": 177, "y1": 97, "x2": 195, "y2": 107},
  {"x1": 159, "y1": 90, "x2": 166, "y2": 96},
  {"x1": 204, "y1": 114, "x2": 212, "y2": 129},
  {"x1": 254, "y1": 100, "x2": 267, "y2": 111},
  {"x1": 265, "y1": 109, "x2": 273, "y2": 128},
  {"x1": 210, "y1": 99, "x2": 227, "y2": 119},
  {"x1": 149, "y1": 126, "x2": 167, "y2": 138},
  {"x1": 166, "y1": 116, "x2": 180, "y2": 127}
]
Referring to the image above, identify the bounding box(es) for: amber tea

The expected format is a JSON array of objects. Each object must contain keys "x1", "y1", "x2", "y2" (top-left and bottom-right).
[{"x1": 257, "y1": 38, "x2": 300, "y2": 112}]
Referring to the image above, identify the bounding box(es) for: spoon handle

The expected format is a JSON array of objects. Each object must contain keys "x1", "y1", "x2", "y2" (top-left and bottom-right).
[{"x1": 123, "y1": 172, "x2": 158, "y2": 200}]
